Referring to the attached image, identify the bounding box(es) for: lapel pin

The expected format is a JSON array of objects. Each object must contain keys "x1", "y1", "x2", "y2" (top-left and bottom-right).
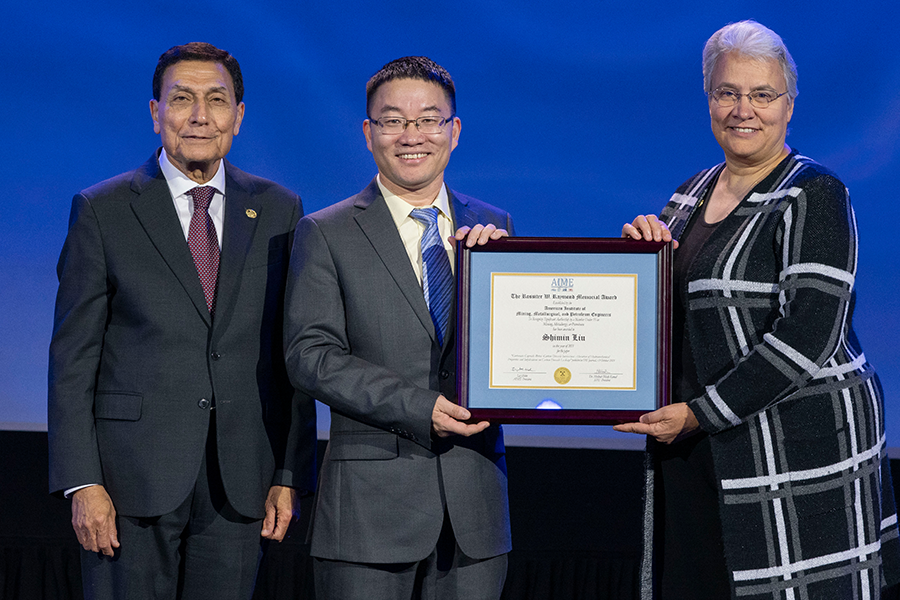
[{"x1": 245, "y1": 209, "x2": 258, "y2": 219}]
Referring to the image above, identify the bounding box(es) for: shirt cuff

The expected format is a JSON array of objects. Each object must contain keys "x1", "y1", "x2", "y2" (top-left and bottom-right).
[{"x1": 64, "y1": 483, "x2": 100, "y2": 498}]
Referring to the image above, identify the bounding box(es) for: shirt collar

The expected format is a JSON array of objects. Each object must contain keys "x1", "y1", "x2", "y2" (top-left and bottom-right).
[
  {"x1": 376, "y1": 174, "x2": 452, "y2": 230},
  {"x1": 158, "y1": 148, "x2": 226, "y2": 198}
]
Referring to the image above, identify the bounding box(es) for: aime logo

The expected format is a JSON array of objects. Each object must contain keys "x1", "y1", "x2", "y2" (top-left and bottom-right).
[{"x1": 549, "y1": 277, "x2": 574, "y2": 292}]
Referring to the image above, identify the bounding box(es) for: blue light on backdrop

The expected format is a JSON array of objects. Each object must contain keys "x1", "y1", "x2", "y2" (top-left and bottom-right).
[{"x1": 2, "y1": 1, "x2": 898, "y2": 447}]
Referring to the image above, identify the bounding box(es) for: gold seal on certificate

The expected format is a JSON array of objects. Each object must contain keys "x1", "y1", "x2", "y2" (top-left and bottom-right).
[{"x1": 554, "y1": 367, "x2": 572, "y2": 384}]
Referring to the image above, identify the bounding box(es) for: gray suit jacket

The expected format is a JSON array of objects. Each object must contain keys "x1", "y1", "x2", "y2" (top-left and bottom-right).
[
  {"x1": 48, "y1": 151, "x2": 317, "y2": 519},
  {"x1": 284, "y1": 179, "x2": 513, "y2": 563}
]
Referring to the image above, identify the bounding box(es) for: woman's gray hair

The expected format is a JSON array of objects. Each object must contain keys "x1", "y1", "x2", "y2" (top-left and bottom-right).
[{"x1": 702, "y1": 20, "x2": 798, "y2": 99}]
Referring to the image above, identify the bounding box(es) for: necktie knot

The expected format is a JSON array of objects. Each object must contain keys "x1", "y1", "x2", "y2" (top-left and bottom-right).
[
  {"x1": 188, "y1": 186, "x2": 216, "y2": 212},
  {"x1": 410, "y1": 207, "x2": 444, "y2": 255},
  {"x1": 410, "y1": 207, "x2": 439, "y2": 227}
]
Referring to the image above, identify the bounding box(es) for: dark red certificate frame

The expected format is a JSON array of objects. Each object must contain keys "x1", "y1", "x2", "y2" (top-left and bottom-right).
[{"x1": 455, "y1": 237, "x2": 672, "y2": 425}]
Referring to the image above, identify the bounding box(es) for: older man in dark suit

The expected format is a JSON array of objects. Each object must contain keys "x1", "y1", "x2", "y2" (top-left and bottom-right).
[
  {"x1": 48, "y1": 42, "x2": 316, "y2": 600},
  {"x1": 284, "y1": 56, "x2": 513, "y2": 599}
]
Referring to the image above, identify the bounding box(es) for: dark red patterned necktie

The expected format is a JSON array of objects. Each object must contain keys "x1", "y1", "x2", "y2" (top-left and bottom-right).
[{"x1": 186, "y1": 186, "x2": 220, "y2": 316}]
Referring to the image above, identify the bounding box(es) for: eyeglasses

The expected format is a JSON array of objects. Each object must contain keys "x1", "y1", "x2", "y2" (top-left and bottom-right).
[
  {"x1": 368, "y1": 114, "x2": 455, "y2": 135},
  {"x1": 709, "y1": 88, "x2": 788, "y2": 108}
]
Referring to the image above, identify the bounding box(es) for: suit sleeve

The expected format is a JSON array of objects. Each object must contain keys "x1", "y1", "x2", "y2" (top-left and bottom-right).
[
  {"x1": 271, "y1": 195, "x2": 318, "y2": 493},
  {"x1": 283, "y1": 216, "x2": 438, "y2": 447},
  {"x1": 48, "y1": 194, "x2": 109, "y2": 496}
]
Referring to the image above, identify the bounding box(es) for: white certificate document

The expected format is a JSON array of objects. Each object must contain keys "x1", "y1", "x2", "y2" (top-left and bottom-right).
[{"x1": 489, "y1": 273, "x2": 637, "y2": 390}]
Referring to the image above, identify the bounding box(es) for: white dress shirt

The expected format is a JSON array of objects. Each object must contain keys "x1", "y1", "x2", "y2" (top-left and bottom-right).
[{"x1": 159, "y1": 148, "x2": 226, "y2": 248}]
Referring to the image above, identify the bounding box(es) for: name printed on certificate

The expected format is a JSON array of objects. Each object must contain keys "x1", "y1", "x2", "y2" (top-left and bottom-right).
[{"x1": 489, "y1": 273, "x2": 637, "y2": 390}]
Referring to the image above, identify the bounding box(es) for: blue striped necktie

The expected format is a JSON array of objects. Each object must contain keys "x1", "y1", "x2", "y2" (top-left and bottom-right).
[{"x1": 410, "y1": 207, "x2": 452, "y2": 346}]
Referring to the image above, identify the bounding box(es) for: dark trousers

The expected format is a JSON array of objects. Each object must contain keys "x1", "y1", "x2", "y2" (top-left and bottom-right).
[
  {"x1": 80, "y1": 413, "x2": 262, "y2": 600},
  {"x1": 314, "y1": 510, "x2": 508, "y2": 600}
]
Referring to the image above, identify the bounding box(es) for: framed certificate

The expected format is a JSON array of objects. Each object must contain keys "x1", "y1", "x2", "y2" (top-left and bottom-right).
[{"x1": 456, "y1": 237, "x2": 672, "y2": 424}]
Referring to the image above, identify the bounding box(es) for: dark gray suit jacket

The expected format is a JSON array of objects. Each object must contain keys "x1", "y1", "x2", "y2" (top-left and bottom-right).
[
  {"x1": 48, "y1": 151, "x2": 316, "y2": 519},
  {"x1": 284, "y1": 179, "x2": 513, "y2": 563}
]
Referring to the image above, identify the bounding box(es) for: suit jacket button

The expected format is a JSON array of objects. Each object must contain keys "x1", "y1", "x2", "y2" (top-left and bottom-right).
[
  {"x1": 210, "y1": 352, "x2": 221, "y2": 360},
  {"x1": 198, "y1": 398, "x2": 210, "y2": 409},
  {"x1": 440, "y1": 370, "x2": 450, "y2": 379}
]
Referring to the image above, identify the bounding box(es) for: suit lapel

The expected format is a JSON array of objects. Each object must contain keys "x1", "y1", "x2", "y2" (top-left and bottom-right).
[
  {"x1": 212, "y1": 163, "x2": 260, "y2": 333},
  {"x1": 449, "y1": 188, "x2": 482, "y2": 231},
  {"x1": 354, "y1": 180, "x2": 437, "y2": 342},
  {"x1": 129, "y1": 153, "x2": 212, "y2": 326}
]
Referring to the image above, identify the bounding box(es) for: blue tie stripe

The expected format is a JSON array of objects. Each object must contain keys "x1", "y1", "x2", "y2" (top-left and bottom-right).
[{"x1": 410, "y1": 207, "x2": 453, "y2": 346}]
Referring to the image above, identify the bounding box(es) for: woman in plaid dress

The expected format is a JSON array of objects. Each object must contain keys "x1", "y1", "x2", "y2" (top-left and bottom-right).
[{"x1": 615, "y1": 20, "x2": 900, "y2": 599}]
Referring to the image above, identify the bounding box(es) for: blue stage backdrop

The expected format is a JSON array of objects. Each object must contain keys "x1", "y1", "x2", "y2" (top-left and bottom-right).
[{"x1": 2, "y1": 1, "x2": 898, "y2": 448}]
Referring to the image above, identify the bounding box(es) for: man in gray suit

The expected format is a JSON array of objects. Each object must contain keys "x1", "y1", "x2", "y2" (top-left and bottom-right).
[
  {"x1": 284, "y1": 56, "x2": 513, "y2": 599},
  {"x1": 48, "y1": 42, "x2": 316, "y2": 599}
]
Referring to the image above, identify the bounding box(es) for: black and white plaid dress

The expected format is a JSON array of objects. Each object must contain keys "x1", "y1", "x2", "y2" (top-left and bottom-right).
[{"x1": 640, "y1": 150, "x2": 900, "y2": 599}]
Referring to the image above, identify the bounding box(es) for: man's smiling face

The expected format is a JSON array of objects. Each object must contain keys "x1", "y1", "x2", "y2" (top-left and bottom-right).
[
  {"x1": 363, "y1": 78, "x2": 460, "y2": 204},
  {"x1": 150, "y1": 60, "x2": 245, "y2": 183}
]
